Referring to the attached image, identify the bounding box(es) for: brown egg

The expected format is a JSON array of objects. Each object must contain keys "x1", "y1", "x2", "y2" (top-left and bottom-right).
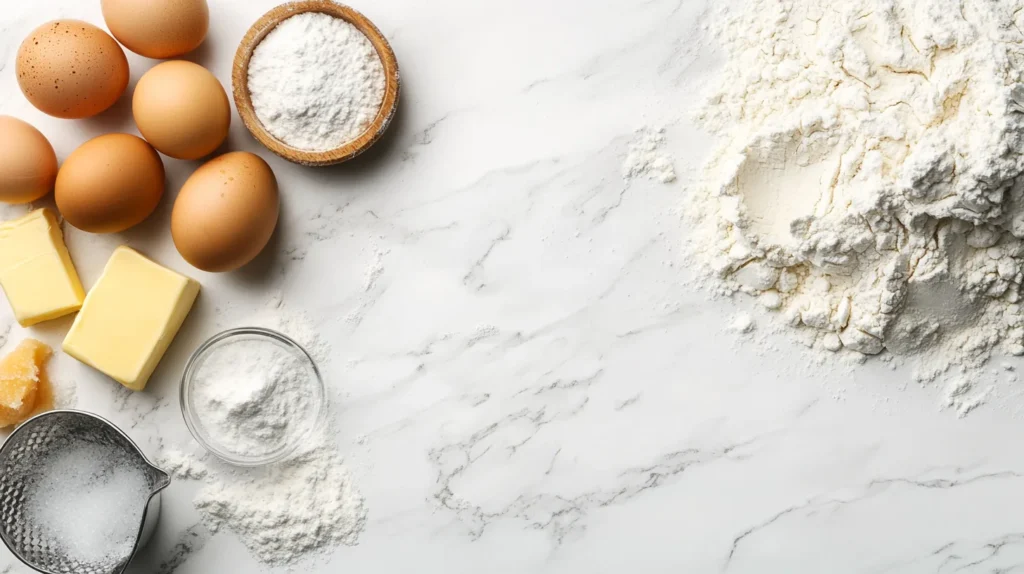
[
  {"x1": 0, "y1": 116, "x2": 58, "y2": 204},
  {"x1": 101, "y1": 0, "x2": 209, "y2": 59},
  {"x1": 16, "y1": 20, "x2": 129, "y2": 119},
  {"x1": 172, "y1": 152, "x2": 279, "y2": 272},
  {"x1": 133, "y1": 61, "x2": 230, "y2": 160},
  {"x1": 56, "y1": 134, "x2": 165, "y2": 234}
]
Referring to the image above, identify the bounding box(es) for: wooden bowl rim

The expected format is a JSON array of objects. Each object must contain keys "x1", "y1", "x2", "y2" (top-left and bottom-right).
[{"x1": 232, "y1": 0, "x2": 401, "y2": 167}]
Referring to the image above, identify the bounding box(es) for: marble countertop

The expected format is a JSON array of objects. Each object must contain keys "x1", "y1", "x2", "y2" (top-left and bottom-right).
[{"x1": 3, "y1": 0, "x2": 1024, "y2": 573}]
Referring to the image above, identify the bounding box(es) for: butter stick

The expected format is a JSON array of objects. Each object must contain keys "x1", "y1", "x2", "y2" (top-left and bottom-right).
[
  {"x1": 0, "y1": 209, "x2": 85, "y2": 327},
  {"x1": 63, "y1": 246, "x2": 200, "y2": 391}
]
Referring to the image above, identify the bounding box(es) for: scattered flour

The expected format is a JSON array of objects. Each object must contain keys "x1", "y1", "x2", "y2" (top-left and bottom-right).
[
  {"x1": 248, "y1": 12, "x2": 386, "y2": 152},
  {"x1": 622, "y1": 127, "x2": 677, "y2": 183},
  {"x1": 729, "y1": 313, "x2": 755, "y2": 335},
  {"x1": 163, "y1": 434, "x2": 366, "y2": 566},
  {"x1": 165, "y1": 306, "x2": 364, "y2": 565},
  {"x1": 944, "y1": 378, "x2": 990, "y2": 418},
  {"x1": 287, "y1": 203, "x2": 351, "y2": 262},
  {"x1": 688, "y1": 0, "x2": 1024, "y2": 413},
  {"x1": 216, "y1": 294, "x2": 332, "y2": 366},
  {"x1": 363, "y1": 247, "x2": 389, "y2": 292},
  {"x1": 157, "y1": 448, "x2": 207, "y2": 480},
  {"x1": 252, "y1": 293, "x2": 332, "y2": 366}
]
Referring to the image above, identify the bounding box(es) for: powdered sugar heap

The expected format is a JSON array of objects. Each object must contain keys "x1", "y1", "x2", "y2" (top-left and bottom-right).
[
  {"x1": 248, "y1": 12, "x2": 386, "y2": 152},
  {"x1": 687, "y1": 0, "x2": 1024, "y2": 412}
]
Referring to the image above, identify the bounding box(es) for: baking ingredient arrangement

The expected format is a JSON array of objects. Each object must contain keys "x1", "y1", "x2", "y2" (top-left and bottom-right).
[
  {"x1": 686, "y1": 0, "x2": 1024, "y2": 410},
  {"x1": 0, "y1": 0, "x2": 395, "y2": 570},
  {"x1": 11, "y1": 0, "x2": 1024, "y2": 569}
]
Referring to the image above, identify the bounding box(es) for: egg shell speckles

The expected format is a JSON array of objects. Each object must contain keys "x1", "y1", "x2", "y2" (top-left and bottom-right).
[{"x1": 16, "y1": 20, "x2": 129, "y2": 119}]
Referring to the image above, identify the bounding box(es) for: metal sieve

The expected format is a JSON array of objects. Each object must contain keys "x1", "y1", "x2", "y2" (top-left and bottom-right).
[{"x1": 0, "y1": 410, "x2": 170, "y2": 574}]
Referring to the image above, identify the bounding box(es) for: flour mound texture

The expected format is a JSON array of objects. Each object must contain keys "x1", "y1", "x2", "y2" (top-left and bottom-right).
[
  {"x1": 248, "y1": 12, "x2": 386, "y2": 152},
  {"x1": 193, "y1": 441, "x2": 367, "y2": 565},
  {"x1": 689, "y1": 0, "x2": 1024, "y2": 403},
  {"x1": 623, "y1": 127, "x2": 677, "y2": 183},
  {"x1": 191, "y1": 338, "x2": 318, "y2": 458}
]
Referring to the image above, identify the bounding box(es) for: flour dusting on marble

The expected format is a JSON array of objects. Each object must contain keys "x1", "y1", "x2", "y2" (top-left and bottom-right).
[
  {"x1": 728, "y1": 313, "x2": 755, "y2": 335},
  {"x1": 157, "y1": 448, "x2": 207, "y2": 480},
  {"x1": 622, "y1": 127, "x2": 676, "y2": 183},
  {"x1": 217, "y1": 293, "x2": 332, "y2": 366},
  {"x1": 159, "y1": 432, "x2": 366, "y2": 566},
  {"x1": 156, "y1": 303, "x2": 363, "y2": 565},
  {"x1": 286, "y1": 203, "x2": 351, "y2": 262},
  {"x1": 686, "y1": 0, "x2": 1024, "y2": 415}
]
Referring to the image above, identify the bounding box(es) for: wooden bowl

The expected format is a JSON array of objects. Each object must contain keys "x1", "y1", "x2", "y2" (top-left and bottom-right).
[{"x1": 232, "y1": 1, "x2": 400, "y2": 167}]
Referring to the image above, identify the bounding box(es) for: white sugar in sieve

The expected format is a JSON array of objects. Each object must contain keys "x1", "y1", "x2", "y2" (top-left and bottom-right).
[{"x1": 0, "y1": 410, "x2": 170, "y2": 574}]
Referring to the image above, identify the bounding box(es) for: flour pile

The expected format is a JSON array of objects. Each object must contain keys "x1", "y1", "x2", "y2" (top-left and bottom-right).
[
  {"x1": 160, "y1": 436, "x2": 367, "y2": 566},
  {"x1": 191, "y1": 439, "x2": 367, "y2": 565},
  {"x1": 688, "y1": 0, "x2": 1024, "y2": 409},
  {"x1": 623, "y1": 127, "x2": 677, "y2": 183},
  {"x1": 248, "y1": 12, "x2": 386, "y2": 152}
]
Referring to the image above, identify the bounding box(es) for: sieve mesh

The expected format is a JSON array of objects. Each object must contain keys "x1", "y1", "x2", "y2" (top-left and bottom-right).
[{"x1": 0, "y1": 411, "x2": 168, "y2": 574}]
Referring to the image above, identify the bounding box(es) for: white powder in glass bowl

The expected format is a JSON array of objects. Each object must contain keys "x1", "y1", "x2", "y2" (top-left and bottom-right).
[{"x1": 185, "y1": 332, "x2": 324, "y2": 463}]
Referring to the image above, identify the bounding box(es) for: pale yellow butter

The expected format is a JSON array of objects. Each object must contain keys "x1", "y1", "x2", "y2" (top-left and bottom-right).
[
  {"x1": 63, "y1": 246, "x2": 200, "y2": 391},
  {"x1": 0, "y1": 209, "x2": 85, "y2": 327}
]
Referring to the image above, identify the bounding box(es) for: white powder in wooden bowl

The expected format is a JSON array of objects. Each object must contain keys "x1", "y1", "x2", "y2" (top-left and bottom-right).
[{"x1": 247, "y1": 12, "x2": 386, "y2": 152}]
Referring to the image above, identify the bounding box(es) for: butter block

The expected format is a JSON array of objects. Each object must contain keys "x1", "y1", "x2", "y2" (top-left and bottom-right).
[
  {"x1": 0, "y1": 209, "x2": 85, "y2": 326},
  {"x1": 63, "y1": 246, "x2": 200, "y2": 391},
  {"x1": 0, "y1": 338, "x2": 52, "y2": 428}
]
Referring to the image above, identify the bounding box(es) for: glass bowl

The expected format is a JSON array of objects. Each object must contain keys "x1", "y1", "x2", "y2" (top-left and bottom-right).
[{"x1": 180, "y1": 327, "x2": 326, "y2": 466}]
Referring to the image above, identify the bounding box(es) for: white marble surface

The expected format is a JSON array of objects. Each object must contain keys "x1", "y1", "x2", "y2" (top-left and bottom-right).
[{"x1": 3, "y1": 0, "x2": 1024, "y2": 572}]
